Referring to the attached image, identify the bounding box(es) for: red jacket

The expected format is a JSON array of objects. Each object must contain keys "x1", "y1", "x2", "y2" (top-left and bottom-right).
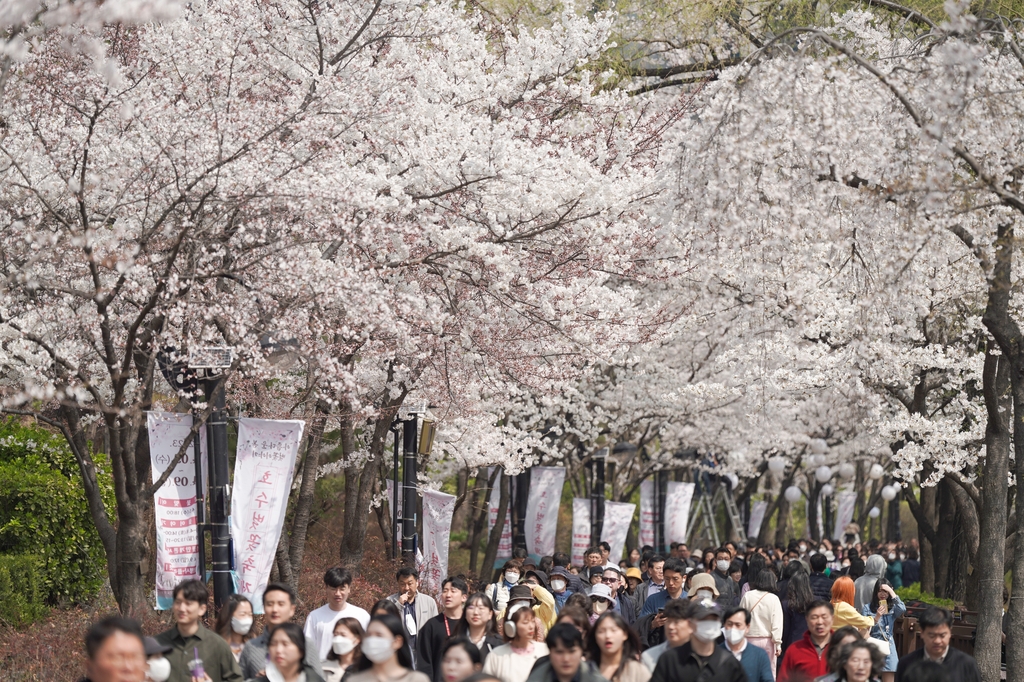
[{"x1": 779, "y1": 630, "x2": 830, "y2": 681}]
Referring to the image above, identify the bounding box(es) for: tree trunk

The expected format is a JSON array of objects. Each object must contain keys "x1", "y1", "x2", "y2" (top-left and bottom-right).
[
  {"x1": 339, "y1": 415, "x2": 396, "y2": 569},
  {"x1": 1008, "y1": 363, "x2": 1024, "y2": 682},
  {"x1": 974, "y1": 344, "x2": 1009, "y2": 682},
  {"x1": 775, "y1": 495, "x2": 791, "y2": 547},
  {"x1": 481, "y1": 470, "x2": 510, "y2": 580},
  {"x1": 932, "y1": 480, "x2": 956, "y2": 599},
  {"x1": 919, "y1": 484, "x2": 938, "y2": 594},
  {"x1": 469, "y1": 469, "x2": 496, "y2": 575}
]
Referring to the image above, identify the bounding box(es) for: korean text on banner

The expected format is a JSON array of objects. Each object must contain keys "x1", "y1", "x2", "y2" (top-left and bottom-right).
[
  {"x1": 664, "y1": 482, "x2": 695, "y2": 545},
  {"x1": 526, "y1": 467, "x2": 565, "y2": 556},
  {"x1": 639, "y1": 480, "x2": 654, "y2": 548},
  {"x1": 419, "y1": 489, "x2": 457, "y2": 595},
  {"x1": 232, "y1": 418, "x2": 304, "y2": 613},
  {"x1": 571, "y1": 498, "x2": 591, "y2": 566},
  {"x1": 148, "y1": 412, "x2": 208, "y2": 610},
  {"x1": 603, "y1": 501, "x2": 636, "y2": 561},
  {"x1": 834, "y1": 491, "x2": 857, "y2": 540},
  {"x1": 487, "y1": 468, "x2": 512, "y2": 559},
  {"x1": 748, "y1": 500, "x2": 768, "y2": 540}
]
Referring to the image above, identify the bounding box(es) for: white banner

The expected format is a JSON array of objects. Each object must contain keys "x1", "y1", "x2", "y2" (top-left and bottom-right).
[
  {"x1": 487, "y1": 468, "x2": 513, "y2": 559},
  {"x1": 665, "y1": 481, "x2": 695, "y2": 544},
  {"x1": 232, "y1": 418, "x2": 304, "y2": 613},
  {"x1": 639, "y1": 480, "x2": 655, "y2": 549},
  {"x1": 526, "y1": 466, "x2": 565, "y2": 556},
  {"x1": 386, "y1": 479, "x2": 403, "y2": 520},
  {"x1": 604, "y1": 501, "x2": 636, "y2": 562},
  {"x1": 748, "y1": 500, "x2": 768, "y2": 540},
  {"x1": 419, "y1": 489, "x2": 457, "y2": 595},
  {"x1": 572, "y1": 498, "x2": 591, "y2": 566},
  {"x1": 148, "y1": 412, "x2": 209, "y2": 610},
  {"x1": 834, "y1": 490, "x2": 857, "y2": 540}
]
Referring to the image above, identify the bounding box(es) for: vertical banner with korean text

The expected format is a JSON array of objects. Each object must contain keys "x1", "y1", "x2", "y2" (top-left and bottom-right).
[
  {"x1": 748, "y1": 500, "x2": 768, "y2": 540},
  {"x1": 603, "y1": 501, "x2": 636, "y2": 561},
  {"x1": 148, "y1": 412, "x2": 209, "y2": 610},
  {"x1": 834, "y1": 490, "x2": 857, "y2": 540},
  {"x1": 571, "y1": 498, "x2": 591, "y2": 566},
  {"x1": 487, "y1": 468, "x2": 513, "y2": 559},
  {"x1": 232, "y1": 418, "x2": 303, "y2": 613},
  {"x1": 639, "y1": 480, "x2": 655, "y2": 548},
  {"x1": 419, "y1": 489, "x2": 456, "y2": 595},
  {"x1": 664, "y1": 481, "x2": 695, "y2": 544},
  {"x1": 526, "y1": 466, "x2": 565, "y2": 556}
]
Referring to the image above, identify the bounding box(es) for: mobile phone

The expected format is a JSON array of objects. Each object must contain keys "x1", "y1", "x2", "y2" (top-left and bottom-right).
[
  {"x1": 658, "y1": 608, "x2": 664, "y2": 614},
  {"x1": 879, "y1": 601, "x2": 888, "y2": 615}
]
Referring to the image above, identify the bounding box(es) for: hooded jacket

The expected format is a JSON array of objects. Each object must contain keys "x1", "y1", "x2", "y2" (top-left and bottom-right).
[{"x1": 854, "y1": 555, "x2": 887, "y2": 613}]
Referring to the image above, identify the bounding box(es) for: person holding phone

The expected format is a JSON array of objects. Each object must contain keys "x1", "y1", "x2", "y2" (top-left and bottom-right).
[{"x1": 861, "y1": 579, "x2": 905, "y2": 682}]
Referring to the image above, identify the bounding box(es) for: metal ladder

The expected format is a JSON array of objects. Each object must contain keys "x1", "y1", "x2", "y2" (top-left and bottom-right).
[{"x1": 715, "y1": 484, "x2": 748, "y2": 544}]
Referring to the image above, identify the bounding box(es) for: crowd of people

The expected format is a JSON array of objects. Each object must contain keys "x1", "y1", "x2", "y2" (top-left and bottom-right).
[{"x1": 79, "y1": 537, "x2": 977, "y2": 682}]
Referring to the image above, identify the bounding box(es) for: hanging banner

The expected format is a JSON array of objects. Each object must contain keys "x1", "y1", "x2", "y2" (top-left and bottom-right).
[
  {"x1": 419, "y1": 489, "x2": 457, "y2": 595},
  {"x1": 148, "y1": 412, "x2": 209, "y2": 610},
  {"x1": 639, "y1": 480, "x2": 655, "y2": 548},
  {"x1": 487, "y1": 468, "x2": 513, "y2": 559},
  {"x1": 748, "y1": 500, "x2": 768, "y2": 540},
  {"x1": 571, "y1": 498, "x2": 591, "y2": 566},
  {"x1": 232, "y1": 418, "x2": 304, "y2": 614},
  {"x1": 385, "y1": 479, "x2": 403, "y2": 520},
  {"x1": 664, "y1": 481, "x2": 695, "y2": 544},
  {"x1": 603, "y1": 501, "x2": 636, "y2": 562},
  {"x1": 834, "y1": 490, "x2": 857, "y2": 540},
  {"x1": 526, "y1": 467, "x2": 565, "y2": 556}
]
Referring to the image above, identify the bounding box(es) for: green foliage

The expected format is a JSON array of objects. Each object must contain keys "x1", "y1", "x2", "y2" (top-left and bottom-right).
[
  {"x1": 0, "y1": 554, "x2": 47, "y2": 626},
  {"x1": 0, "y1": 419, "x2": 112, "y2": 604},
  {"x1": 896, "y1": 583, "x2": 958, "y2": 609}
]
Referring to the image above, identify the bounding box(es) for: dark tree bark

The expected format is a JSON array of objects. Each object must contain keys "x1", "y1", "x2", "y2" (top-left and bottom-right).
[{"x1": 481, "y1": 470, "x2": 510, "y2": 581}]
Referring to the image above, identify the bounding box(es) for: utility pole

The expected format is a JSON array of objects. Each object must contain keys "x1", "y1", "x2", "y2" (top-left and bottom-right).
[
  {"x1": 201, "y1": 373, "x2": 233, "y2": 608},
  {"x1": 591, "y1": 448, "x2": 607, "y2": 543},
  {"x1": 401, "y1": 416, "x2": 418, "y2": 565},
  {"x1": 513, "y1": 470, "x2": 530, "y2": 552}
]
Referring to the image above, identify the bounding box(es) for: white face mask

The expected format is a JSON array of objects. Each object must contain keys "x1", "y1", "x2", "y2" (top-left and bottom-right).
[
  {"x1": 900, "y1": 553, "x2": 907, "y2": 561},
  {"x1": 361, "y1": 636, "x2": 395, "y2": 663},
  {"x1": 147, "y1": 657, "x2": 172, "y2": 682},
  {"x1": 504, "y1": 572, "x2": 520, "y2": 585},
  {"x1": 723, "y1": 628, "x2": 745, "y2": 646},
  {"x1": 697, "y1": 589, "x2": 714, "y2": 602},
  {"x1": 694, "y1": 620, "x2": 722, "y2": 642},
  {"x1": 231, "y1": 617, "x2": 253, "y2": 634},
  {"x1": 592, "y1": 600, "x2": 609, "y2": 614},
  {"x1": 551, "y1": 578, "x2": 567, "y2": 593},
  {"x1": 888, "y1": 553, "x2": 897, "y2": 561},
  {"x1": 333, "y1": 636, "x2": 356, "y2": 656},
  {"x1": 799, "y1": 545, "x2": 807, "y2": 553},
  {"x1": 716, "y1": 560, "x2": 730, "y2": 573}
]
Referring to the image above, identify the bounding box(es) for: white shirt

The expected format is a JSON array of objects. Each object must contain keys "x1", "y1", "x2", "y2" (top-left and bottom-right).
[
  {"x1": 728, "y1": 640, "x2": 748, "y2": 662},
  {"x1": 303, "y1": 602, "x2": 371, "y2": 660},
  {"x1": 481, "y1": 642, "x2": 549, "y2": 682}
]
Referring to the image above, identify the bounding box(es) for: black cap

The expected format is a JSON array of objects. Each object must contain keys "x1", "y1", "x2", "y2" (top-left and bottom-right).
[
  {"x1": 691, "y1": 602, "x2": 723, "y2": 621},
  {"x1": 524, "y1": 570, "x2": 549, "y2": 590},
  {"x1": 144, "y1": 636, "x2": 172, "y2": 656}
]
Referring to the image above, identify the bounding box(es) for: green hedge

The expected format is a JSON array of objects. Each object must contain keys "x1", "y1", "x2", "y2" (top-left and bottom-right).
[
  {"x1": 0, "y1": 554, "x2": 47, "y2": 625},
  {"x1": 0, "y1": 419, "x2": 112, "y2": 604}
]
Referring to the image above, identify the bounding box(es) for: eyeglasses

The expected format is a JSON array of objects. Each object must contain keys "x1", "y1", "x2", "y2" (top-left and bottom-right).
[{"x1": 601, "y1": 577, "x2": 618, "y2": 584}]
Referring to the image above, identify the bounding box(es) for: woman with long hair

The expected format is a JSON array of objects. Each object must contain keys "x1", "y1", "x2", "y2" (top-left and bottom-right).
[
  {"x1": 439, "y1": 638, "x2": 482, "y2": 682},
  {"x1": 830, "y1": 577, "x2": 874, "y2": 632},
  {"x1": 782, "y1": 571, "x2": 814, "y2": 654},
  {"x1": 370, "y1": 599, "x2": 415, "y2": 667},
  {"x1": 348, "y1": 614, "x2": 428, "y2": 682},
  {"x1": 322, "y1": 617, "x2": 364, "y2": 682},
  {"x1": 252, "y1": 622, "x2": 326, "y2": 682},
  {"x1": 814, "y1": 626, "x2": 862, "y2": 682},
  {"x1": 585, "y1": 612, "x2": 650, "y2": 682},
  {"x1": 739, "y1": 563, "x2": 783, "y2": 674},
  {"x1": 861, "y1": 579, "x2": 905, "y2": 682},
  {"x1": 214, "y1": 594, "x2": 254, "y2": 662},
  {"x1": 460, "y1": 593, "x2": 503, "y2": 662},
  {"x1": 556, "y1": 605, "x2": 592, "y2": 641},
  {"x1": 480, "y1": 607, "x2": 549, "y2": 682}
]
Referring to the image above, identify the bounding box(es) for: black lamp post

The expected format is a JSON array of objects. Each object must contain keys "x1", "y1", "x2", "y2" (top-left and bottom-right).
[{"x1": 591, "y1": 447, "x2": 608, "y2": 542}]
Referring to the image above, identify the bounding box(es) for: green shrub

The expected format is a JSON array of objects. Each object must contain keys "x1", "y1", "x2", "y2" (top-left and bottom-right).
[
  {"x1": 896, "y1": 583, "x2": 958, "y2": 609},
  {"x1": 0, "y1": 419, "x2": 112, "y2": 604},
  {"x1": 0, "y1": 554, "x2": 47, "y2": 625}
]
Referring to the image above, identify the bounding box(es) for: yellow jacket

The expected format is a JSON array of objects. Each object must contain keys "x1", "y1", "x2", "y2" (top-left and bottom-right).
[
  {"x1": 832, "y1": 600, "x2": 875, "y2": 631},
  {"x1": 495, "y1": 585, "x2": 557, "y2": 631}
]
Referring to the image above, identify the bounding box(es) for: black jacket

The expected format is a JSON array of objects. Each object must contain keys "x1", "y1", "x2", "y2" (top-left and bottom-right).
[
  {"x1": 808, "y1": 571, "x2": 834, "y2": 602},
  {"x1": 651, "y1": 642, "x2": 746, "y2": 682},
  {"x1": 415, "y1": 614, "x2": 460, "y2": 682},
  {"x1": 895, "y1": 647, "x2": 981, "y2": 682}
]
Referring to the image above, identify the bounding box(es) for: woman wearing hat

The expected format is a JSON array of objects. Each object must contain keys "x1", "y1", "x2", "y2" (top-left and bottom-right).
[
  {"x1": 688, "y1": 573, "x2": 720, "y2": 605},
  {"x1": 481, "y1": 603, "x2": 549, "y2": 682},
  {"x1": 588, "y1": 584, "x2": 615, "y2": 625}
]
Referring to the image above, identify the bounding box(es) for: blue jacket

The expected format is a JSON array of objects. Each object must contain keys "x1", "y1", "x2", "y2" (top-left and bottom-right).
[
  {"x1": 719, "y1": 641, "x2": 774, "y2": 682},
  {"x1": 639, "y1": 588, "x2": 688, "y2": 617}
]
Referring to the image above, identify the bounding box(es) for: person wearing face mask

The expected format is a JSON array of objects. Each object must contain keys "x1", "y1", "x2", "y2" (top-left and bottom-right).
[
  {"x1": 321, "y1": 618, "x2": 363, "y2": 682},
  {"x1": 344, "y1": 615, "x2": 428, "y2": 682},
  {"x1": 712, "y1": 548, "x2": 738, "y2": 607},
  {"x1": 719, "y1": 608, "x2": 773, "y2": 682},
  {"x1": 650, "y1": 603, "x2": 746, "y2": 682},
  {"x1": 483, "y1": 559, "x2": 524, "y2": 617},
  {"x1": 687, "y1": 573, "x2": 721, "y2": 607},
  {"x1": 215, "y1": 595, "x2": 255, "y2": 663},
  {"x1": 548, "y1": 567, "x2": 575, "y2": 613},
  {"x1": 884, "y1": 551, "x2": 903, "y2": 590},
  {"x1": 145, "y1": 637, "x2": 174, "y2": 682},
  {"x1": 588, "y1": 584, "x2": 615, "y2": 624}
]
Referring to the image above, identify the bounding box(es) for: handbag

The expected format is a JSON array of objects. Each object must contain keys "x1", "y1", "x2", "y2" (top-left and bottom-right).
[{"x1": 868, "y1": 618, "x2": 892, "y2": 656}]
